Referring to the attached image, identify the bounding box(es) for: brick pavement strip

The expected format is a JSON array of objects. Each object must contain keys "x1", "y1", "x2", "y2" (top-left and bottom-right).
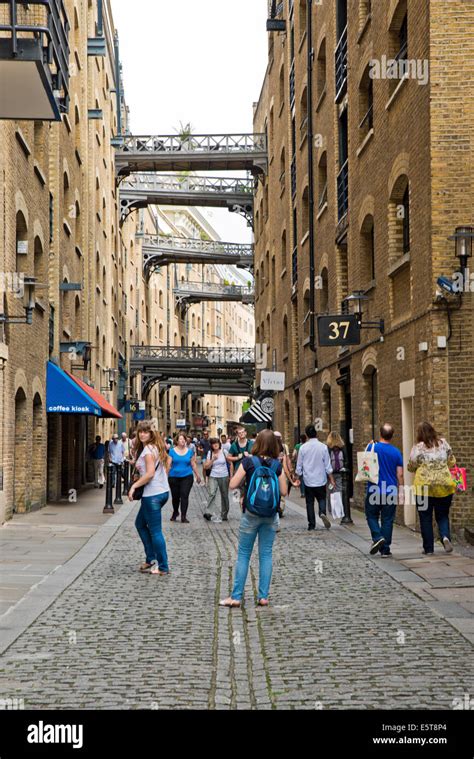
[{"x1": 0, "y1": 485, "x2": 473, "y2": 710}]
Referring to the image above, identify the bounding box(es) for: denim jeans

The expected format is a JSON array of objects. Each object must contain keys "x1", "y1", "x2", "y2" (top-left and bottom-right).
[
  {"x1": 304, "y1": 485, "x2": 327, "y2": 530},
  {"x1": 416, "y1": 495, "x2": 453, "y2": 553},
  {"x1": 205, "y1": 476, "x2": 230, "y2": 519},
  {"x1": 135, "y1": 491, "x2": 170, "y2": 572},
  {"x1": 365, "y1": 490, "x2": 396, "y2": 554},
  {"x1": 231, "y1": 511, "x2": 278, "y2": 602}
]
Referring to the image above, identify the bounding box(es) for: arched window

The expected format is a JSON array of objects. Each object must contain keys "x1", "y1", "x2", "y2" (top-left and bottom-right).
[
  {"x1": 299, "y1": 0, "x2": 307, "y2": 41},
  {"x1": 320, "y1": 268, "x2": 329, "y2": 313},
  {"x1": 317, "y1": 38, "x2": 327, "y2": 101},
  {"x1": 318, "y1": 152, "x2": 328, "y2": 211},
  {"x1": 15, "y1": 211, "x2": 28, "y2": 273},
  {"x1": 302, "y1": 186, "x2": 309, "y2": 237},
  {"x1": 300, "y1": 86, "x2": 308, "y2": 140},
  {"x1": 283, "y1": 315, "x2": 289, "y2": 356},
  {"x1": 359, "y1": 64, "x2": 374, "y2": 138},
  {"x1": 360, "y1": 215, "x2": 375, "y2": 284},
  {"x1": 281, "y1": 229, "x2": 287, "y2": 270}
]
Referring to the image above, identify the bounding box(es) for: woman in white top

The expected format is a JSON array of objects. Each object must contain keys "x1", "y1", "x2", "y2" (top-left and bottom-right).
[
  {"x1": 203, "y1": 437, "x2": 230, "y2": 523},
  {"x1": 128, "y1": 421, "x2": 172, "y2": 575}
]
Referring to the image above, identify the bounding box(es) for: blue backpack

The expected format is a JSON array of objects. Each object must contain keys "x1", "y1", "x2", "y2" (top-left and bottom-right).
[{"x1": 246, "y1": 456, "x2": 281, "y2": 518}]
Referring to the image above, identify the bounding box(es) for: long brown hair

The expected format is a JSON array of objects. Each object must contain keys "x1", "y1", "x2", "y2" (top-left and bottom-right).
[
  {"x1": 416, "y1": 421, "x2": 442, "y2": 449},
  {"x1": 251, "y1": 429, "x2": 280, "y2": 460},
  {"x1": 135, "y1": 421, "x2": 168, "y2": 464}
]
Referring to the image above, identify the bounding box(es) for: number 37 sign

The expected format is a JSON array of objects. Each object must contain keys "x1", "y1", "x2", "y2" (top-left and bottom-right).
[{"x1": 317, "y1": 315, "x2": 361, "y2": 347}]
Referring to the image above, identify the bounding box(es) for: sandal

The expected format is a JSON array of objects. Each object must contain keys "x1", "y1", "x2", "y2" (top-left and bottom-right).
[
  {"x1": 257, "y1": 599, "x2": 269, "y2": 607},
  {"x1": 219, "y1": 598, "x2": 241, "y2": 608},
  {"x1": 139, "y1": 563, "x2": 153, "y2": 573},
  {"x1": 150, "y1": 568, "x2": 170, "y2": 576}
]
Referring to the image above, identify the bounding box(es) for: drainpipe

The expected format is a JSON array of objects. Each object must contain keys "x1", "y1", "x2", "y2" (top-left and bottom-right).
[
  {"x1": 307, "y1": 0, "x2": 316, "y2": 352},
  {"x1": 114, "y1": 32, "x2": 122, "y2": 137}
]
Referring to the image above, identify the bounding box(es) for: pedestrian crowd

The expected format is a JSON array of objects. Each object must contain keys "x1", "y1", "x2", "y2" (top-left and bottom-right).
[{"x1": 86, "y1": 416, "x2": 460, "y2": 608}]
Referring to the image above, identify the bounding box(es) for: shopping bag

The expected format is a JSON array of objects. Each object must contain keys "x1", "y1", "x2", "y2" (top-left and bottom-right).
[
  {"x1": 450, "y1": 467, "x2": 467, "y2": 492},
  {"x1": 355, "y1": 443, "x2": 379, "y2": 484},
  {"x1": 330, "y1": 491, "x2": 344, "y2": 519}
]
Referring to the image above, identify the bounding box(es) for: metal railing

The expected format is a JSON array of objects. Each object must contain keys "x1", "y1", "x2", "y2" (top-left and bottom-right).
[
  {"x1": 337, "y1": 159, "x2": 349, "y2": 221},
  {"x1": 131, "y1": 346, "x2": 255, "y2": 364},
  {"x1": 122, "y1": 173, "x2": 254, "y2": 196},
  {"x1": 335, "y1": 25, "x2": 348, "y2": 102},
  {"x1": 116, "y1": 133, "x2": 267, "y2": 155},
  {"x1": 289, "y1": 60, "x2": 296, "y2": 108},
  {"x1": 174, "y1": 282, "x2": 254, "y2": 297},
  {"x1": 291, "y1": 156, "x2": 297, "y2": 199},
  {"x1": 359, "y1": 104, "x2": 374, "y2": 132},
  {"x1": 0, "y1": 0, "x2": 70, "y2": 116},
  {"x1": 141, "y1": 234, "x2": 254, "y2": 259}
]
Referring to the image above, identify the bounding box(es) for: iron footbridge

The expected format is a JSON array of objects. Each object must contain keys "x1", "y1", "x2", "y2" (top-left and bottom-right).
[
  {"x1": 114, "y1": 133, "x2": 267, "y2": 176},
  {"x1": 120, "y1": 174, "x2": 254, "y2": 225},
  {"x1": 142, "y1": 235, "x2": 254, "y2": 275},
  {"x1": 130, "y1": 346, "x2": 255, "y2": 398},
  {"x1": 173, "y1": 282, "x2": 254, "y2": 308}
]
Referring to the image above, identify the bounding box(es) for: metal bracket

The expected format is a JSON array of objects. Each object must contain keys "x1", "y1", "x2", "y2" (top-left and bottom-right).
[{"x1": 228, "y1": 204, "x2": 254, "y2": 230}]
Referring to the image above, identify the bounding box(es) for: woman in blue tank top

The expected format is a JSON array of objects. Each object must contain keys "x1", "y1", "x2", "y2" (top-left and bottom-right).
[{"x1": 168, "y1": 433, "x2": 202, "y2": 523}]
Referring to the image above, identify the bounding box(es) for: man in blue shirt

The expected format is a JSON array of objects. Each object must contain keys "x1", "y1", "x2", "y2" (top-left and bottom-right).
[
  {"x1": 365, "y1": 423, "x2": 404, "y2": 557},
  {"x1": 89, "y1": 436, "x2": 105, "y2": 489},
  {"x1": 108, "y1": 434, "x2": 125, "y2": 486}
]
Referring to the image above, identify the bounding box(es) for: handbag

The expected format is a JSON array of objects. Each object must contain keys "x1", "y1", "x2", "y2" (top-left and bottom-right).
[
  {"x1": 355, "y1": 443, "x2": 379, "y2": 484},
  {"x1": 330, "y1": 491, "x2": 344, "y2": 519},
  {"x1": 450, "y1": 467, "x2": 467, "y2": 492},
  {"x1": 131, "y1": 459, "x2": 159, "y2": 500}
]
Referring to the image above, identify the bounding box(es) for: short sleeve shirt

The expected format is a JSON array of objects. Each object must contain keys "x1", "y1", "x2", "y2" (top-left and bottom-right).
[
  {"x1": 229, "y1": 440, "x2": 254, "y2": 470},
  {"x1": 367, "y1": 442, "x2": 403, "y2": 498}
]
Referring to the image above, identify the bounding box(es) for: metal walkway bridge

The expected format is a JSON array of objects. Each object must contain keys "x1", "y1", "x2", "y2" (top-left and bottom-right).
[
  {"x1": 142, "y1": 235, "x2": 254, "y2": 275},
  {"x1": 120, "y1": 174, "x2": 254, "y2": 223},
  {"x1": 173, "y1": 282, "x2": 254, "y2": 307},
  {"x1": 114, "y1": 133, "x2": 267, "y2": 176},
  {"x1": 130, "y1": 346, "x2": 255, "y2": 397}
]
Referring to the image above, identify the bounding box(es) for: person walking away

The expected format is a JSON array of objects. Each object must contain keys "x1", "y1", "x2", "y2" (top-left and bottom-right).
[
  {"x1": 108, "y1": 433, "x2": 125, "y2": 486},
  {"x1": 274, "y1": 431, "x2": 298, "y2": 516},
  {"x1": 296, "y1": 425, "x2": 336, "y2": 531},
  {"x1": 198, "y1": 430, "x2": 212, "y2": 485},
  {"x1": 186, "y1": 436, "x2": 196, "y2": 456},
  {"x1": 89, "y1": 435, "x2": 105, "y2": 488},
  {"x1": 219, "y1": 430, "x2": 288, "y2": 608},
  {"x1": 292, "y1": 434, "x2": 307, "y2": 497},
  {"x1": 203, "y1": 438, "x2": 230, "y2": 522},
  {"x1": 227, "y1": 424, "x2": 254, "y2": 505},
  {"x1": 408, "y1": 422, "x2": 456, "y2": 555},
  {"x1": 168, "y1": 433, "x2": 202, "y2": 523},
  {"x1": 327, "y1": 432, "x2": 348, "y2": 520},
  {"x1": 365, "y1": 423, "x2": 404, "y2": 557},
  {"x1": 128, "y1": 421, "x2": 171, "y2": 575}
]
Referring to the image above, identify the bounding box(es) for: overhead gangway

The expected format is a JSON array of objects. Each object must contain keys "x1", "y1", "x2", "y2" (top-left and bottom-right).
[
  {"x1": 173, "y1": 282, "x2": 254, "y2": 308},
  {"x1": 142, "y1": 235, "x2": 254, "y2": 276},
  {"x1": 114, "y1": 133, "x2": 267, "y2": 176},
  {"x1": 130, "y1": 346, "x2": 255, "y2": 397},
  {"x1": 120, "y1": 174, "x2": 254, "y2": 224}
]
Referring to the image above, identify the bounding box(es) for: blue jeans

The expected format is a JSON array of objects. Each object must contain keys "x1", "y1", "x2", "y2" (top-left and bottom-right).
[
  {"x1": 231, "y1": 511, "x2": 278, "y2": 602},
  {"x1": 417, "y1": 495, "x2": 452, "y2": 553},
  {"x1": 135, "y1": 492, "x2": 170, "y2": 572},
  {"x1": 365, "y1": 490, "x2": 397, "y2": 555}
]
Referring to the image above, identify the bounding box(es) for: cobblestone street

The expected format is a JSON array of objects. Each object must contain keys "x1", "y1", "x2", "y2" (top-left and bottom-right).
[{"x1": 1, "y1": 486, "x2": 473, "y2": 710}]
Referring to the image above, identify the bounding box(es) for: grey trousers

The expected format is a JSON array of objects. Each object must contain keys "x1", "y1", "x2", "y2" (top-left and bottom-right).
[{"x1": 205, "y1": 476, "x2": 230, "y2": 518}]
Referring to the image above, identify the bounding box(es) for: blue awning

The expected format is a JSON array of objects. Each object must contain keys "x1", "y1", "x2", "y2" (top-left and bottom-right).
[{"x1": 46, "y1": 361, "x2": 121, "y2": 418}]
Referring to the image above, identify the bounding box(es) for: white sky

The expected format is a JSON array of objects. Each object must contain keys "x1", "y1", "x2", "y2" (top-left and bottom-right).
[{"x1": 111, "y1": 0, "x2": 269, "y2": 243}]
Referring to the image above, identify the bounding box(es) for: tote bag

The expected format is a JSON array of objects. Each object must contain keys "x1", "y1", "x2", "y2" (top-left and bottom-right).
[
  {"x1": 355, "y1": 443, "x2": 379, "y2": 485},
  {"x1": 330, "y1": 491, "x2": 344, "y2": 519}
]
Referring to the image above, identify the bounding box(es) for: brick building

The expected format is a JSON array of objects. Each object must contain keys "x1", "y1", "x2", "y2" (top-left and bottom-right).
[
  {"x1": 0, "y1": 0, "x2": 254, "y2": 523},
  {"x1": 254, "y1": 0, "x2": 474, "y2": 532}
]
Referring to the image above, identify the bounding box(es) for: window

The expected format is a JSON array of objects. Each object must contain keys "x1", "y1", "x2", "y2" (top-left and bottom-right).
[
  {"x1": 283, "y1": 315, "x2": 289, "y2": 356},
  {"x1": 360, "y1": 215, "x2": 375, "y2": 284},
  {"x1": 388, "y1": 175, "x2": 410, "y2": 264},
  {"x1": 280, "y1": 147, "x2": 286, "y2": 190},
  {"x1": 279, "y1": 65, "x2": 285, "y2": 111},
  {"x1": 281, "y1": 230, "x2": 287, "y2": 270},
  {"x1": 300, "y1": 87, "x2": 308, "y2": 140},
  {"x1": 318, "y1": 152, "x2": 328, "y2": 210},
  {"x1": 319, "y1": 268, "x2": 329, "y2": 314},
  {"x1": 359, "y1": 66, "x2": 374, "y2": 137},
  {"x1": 302, "y1": 186, "x2": 309, "y2": 237},
  {"x1": 299, "y1": 0, "x2": 307, "y2": 41},
  {"x1": 317, "y1": 39, "x2": 327, "y2": 102}
]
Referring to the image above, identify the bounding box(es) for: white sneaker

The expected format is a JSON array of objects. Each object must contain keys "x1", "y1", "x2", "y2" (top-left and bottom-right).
[
  {"x1": 442, "y1": 536, "x2": 453, "y2": 553},
  {"x1": 211, "y1": 516, "x2": 222, "y2": 523}
]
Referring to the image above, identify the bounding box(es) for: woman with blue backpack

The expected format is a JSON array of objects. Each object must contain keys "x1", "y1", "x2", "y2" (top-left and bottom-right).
[{"x1": 219, "y1": 430, "x2": 289, "y2": 608}]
